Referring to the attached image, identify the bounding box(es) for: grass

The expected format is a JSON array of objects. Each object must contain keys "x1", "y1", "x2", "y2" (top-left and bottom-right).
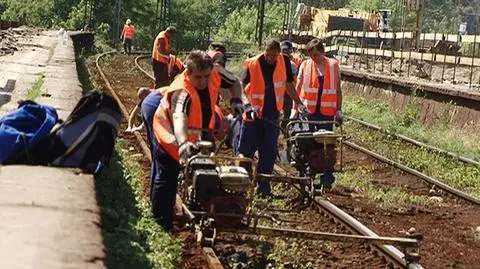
[
  {"x1": 344, "y1": 120, "x2": 480, "y2": 199},
  {"x1": 27, "y1": 73, "x2": 45, "y2": 100},
  {"x1": 336, "y1": 166, "x2": 434, "y2": 209},
  {"x1": 96, "y1": 139, "x2": 182, "y2": 269},
  {"x1": 226, "y1": 57, "x2": 245, "y2": 77},
  {"x1": 343, "y1": 95, "x2": 480, "y2": 161}
]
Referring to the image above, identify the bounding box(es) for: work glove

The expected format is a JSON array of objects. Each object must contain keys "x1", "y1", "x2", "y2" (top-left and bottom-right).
[
  {"x1": 178, "y1": 141, "x2": 199, "y2": 164},
  {"x1": 297, "y1": 103, "x2": 309, "y2": 117},
  {"x1": 230, "y1": 98, "x2": 244, "y2": 118},
  {"x1": 335, "y1": 110, "x2": 343, "y2": 125},
  {"x1": 243, "y1": 104, "x2": 257, "y2": 122}
]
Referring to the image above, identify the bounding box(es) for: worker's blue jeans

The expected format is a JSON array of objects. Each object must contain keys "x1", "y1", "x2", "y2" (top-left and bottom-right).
[
  {"x1": 150, "y1": 143, "x2": 180, "y2": 230},
  {"x1": 307, "y1": 112, "x2": 335, "y2": 187},
  {"x1": 141, "y1": 91, "x2": 162, "y2": 186},
  {"x1": 236, "y1": 117, "x2": 280, "y2": 196},
  {"x1": 141, "y1": 92, "x2": 178, "y2": 230}
]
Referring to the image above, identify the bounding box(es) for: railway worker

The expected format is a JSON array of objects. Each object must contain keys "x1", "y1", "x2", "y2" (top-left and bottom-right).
[
  {"x1": 152, "y1": 26, "x2": 176, "y2": 88},
  {"x1": 168, "y1": 50, "x2": 184, "y2": 83},
  {"x1": 126, "y1": 87, "x2": 152, "y2": 132},
  {"x1": 207, "y1": 42, "x2": 227, "y2": 68},
  {"x1": 236, "y1": 38, "x2": 307, "y2": 197},
  {"x1": 280, "y1": 40, "x2": 302, "y2": 127},
  {"x1": 120, "y1": 19, "x2": 136, "y2": 54},
  {"x1": 293, "y1": 38, "x2": 343, "y2": 189},
  {"x1": 151, "y1": 51, "x2": 247, "y2": 230}
]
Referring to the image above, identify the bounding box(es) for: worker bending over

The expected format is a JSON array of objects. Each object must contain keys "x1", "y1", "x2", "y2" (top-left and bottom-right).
[
  {"x1": 237, "y1": 39, "x2": 307, "y2": 197},
  {"x1": 151, "y1": 51, "x2": 246, "y2": 230},
  {"x1": 294, "y1": 38, "x2": 343, "y2": 189},
  {"x1": 152, "y1": 26, "x2": 176, "y2": 88}
]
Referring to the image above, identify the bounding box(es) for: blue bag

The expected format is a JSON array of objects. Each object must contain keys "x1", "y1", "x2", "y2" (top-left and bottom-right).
[{"x1": 0, "y1": 100, "x2": 58, "y2": 164}]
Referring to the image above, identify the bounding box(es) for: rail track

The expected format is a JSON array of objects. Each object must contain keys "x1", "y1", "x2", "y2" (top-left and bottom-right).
[
  {"x1": 125, "y1": 52, "x2": 423, "y2": 268},
  {"x1": 342, "y1": 116, "x2": 480, "y2": 205}
]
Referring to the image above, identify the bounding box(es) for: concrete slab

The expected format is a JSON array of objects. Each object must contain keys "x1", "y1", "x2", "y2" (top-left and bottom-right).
[
  {"x1": 0, "y1": 165, "x2": 105, "y2": 269},
  {"x1": 0, "y1": 30, "x2": 82, "y2": 120}
]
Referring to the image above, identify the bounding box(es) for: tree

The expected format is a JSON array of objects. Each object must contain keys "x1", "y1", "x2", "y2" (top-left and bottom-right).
[{"x1": 215, "y1": 2, "x2": 286, "y2": 45}]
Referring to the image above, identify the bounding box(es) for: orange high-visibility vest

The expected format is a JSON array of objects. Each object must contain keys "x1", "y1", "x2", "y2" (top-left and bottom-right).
[
  {"x1": 122, "y1": 25, "x2": 135, "y2": 40},
  {"x1": 168, "y1": 55, "x2": 184, "y2": 75},
  {"x1": 299, "y1": 57, "x2": 339, "y2": 116},
  {"x1": 152, "y1": 31, "x2": 170, "y2": 64},
  {"x1": 153, "y1": 69, "x2": 221, "y2": 161},
  {"x1": 243, "y1": 54, "x2": 287, "y2": 118},
  {"x1": 291, "y1": 57, "x2": 302, "y2": 70}
]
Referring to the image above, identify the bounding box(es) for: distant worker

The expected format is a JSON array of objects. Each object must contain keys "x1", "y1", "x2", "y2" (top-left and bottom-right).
[
  {"x1": 236, "y1": 39, "x2": 306, "y2": 197},
  {"x1": 120, "y1": 19, "x2": 136, "y2": 54},
  {"x1": 294, "y1": 38, "x2": 343, "y2": 189},
  {"x1": 152, "y1": 26, "x2": 176, "y2": 88},
  {"x1": 280, "y1": 40, "x2": 302, "y2": 125},
  {"x1": 207, "y1": 42, "x2": 227, "y2": 67},
  {"x1": 168, "y1": 50, "x2": 184, "y2": 83},
  {"x1": 151, "y1": 51, "x2": 247, "y2": 230}
]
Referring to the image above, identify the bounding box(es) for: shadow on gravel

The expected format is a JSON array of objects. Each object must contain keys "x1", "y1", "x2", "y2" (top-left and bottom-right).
[{"x1": 94, "y1": 151, "x2": 153, "y2": 269}]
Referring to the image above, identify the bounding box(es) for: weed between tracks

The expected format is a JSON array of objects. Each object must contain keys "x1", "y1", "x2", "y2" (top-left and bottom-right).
[
  {"x1": 336, "y1": 167, "x2": 432, "y2": 208},
  {"x1": 95, "y1": 139, "x2": 182, "y2": 269},
  {"x1": 343, "y1": 95, "x2": 480, "y2": 161},
  {"x1": 344, "y1": 120, "x2": 480, "y2": 198}
]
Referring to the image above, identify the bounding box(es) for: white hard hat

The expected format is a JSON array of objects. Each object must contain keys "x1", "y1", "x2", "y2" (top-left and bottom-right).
[{"x1": 126, "y1": 19, "x2": 132, "y2": 24}]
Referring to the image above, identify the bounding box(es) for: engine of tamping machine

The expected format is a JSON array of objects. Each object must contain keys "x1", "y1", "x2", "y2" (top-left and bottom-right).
[
  {"x1": 182, "y1": 141, "x2": 253, "y2": 227},
  {"x1": 287, "y1": 125, "x2": 338, "y2": 176}
]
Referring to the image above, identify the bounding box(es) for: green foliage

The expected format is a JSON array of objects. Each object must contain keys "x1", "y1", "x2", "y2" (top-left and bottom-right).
[
  {"x1": 170, "y1": 0, "x2": 223, "y2": 50},
  {"x1": 343, "y1": 95, "x2": 480, "y2": 161},
  {"x1": 27, "y1": 73, "x2": 45, "y2": 100},
  {"x1": 348, "y1": 0, "x2": 479, "y2": 33},
  {"x1": 336, "y1": 165, "x2": 433, "y2": 208},
  {"x1": 96, "y1": 139, "x2": 182, "y2": 269},
  {"x1": 215, "y1": 2, "x2": 286, "y2": 46}
]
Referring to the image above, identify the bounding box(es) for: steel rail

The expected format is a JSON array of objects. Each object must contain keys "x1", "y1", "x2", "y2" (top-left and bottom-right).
[
  {"x1": 346, "y1": 116, "x2": 480, "y2": 166},
  {"x1": 95, "y1": 51, "x2": 223, "y2": 269},
  {"x1": 273, "y1": 165, "x2": 423, "y2": 269},
  {"x1": 343, "y1": 140, "x2": 480, "y2": 205},
  {"x1": 134, "y1": 54, "x2": 154, "y2": 80}
]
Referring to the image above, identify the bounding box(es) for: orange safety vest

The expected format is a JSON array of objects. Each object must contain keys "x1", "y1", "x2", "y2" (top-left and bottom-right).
[
  {"x1": 122, "y1": 25, "x2": 135, "y2": 40},
  {"x1": 291, "y1": 57, "x2": 302, "y2": 70},
  {"x1": 168, "y1": 55, "x2": 184, "y2": 75},
  {"x1": 243, "y1": 54, "x2": 287, "y2": 118},
  {"x1": 152, "y1": 31, "x2": 170, "y2": 64},
  {"x1": 153, "y1": 69, "x2": 221, "y2": 161},
  {"x1": 299, "y1": 57, "x2": 339, "y2": 116}
]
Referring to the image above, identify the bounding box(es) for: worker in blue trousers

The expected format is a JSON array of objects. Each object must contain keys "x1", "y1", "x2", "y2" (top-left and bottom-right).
[
  {"x1": 292, "y1": 38, "x2": 343, "y2": 189},
  {"x1": 236, "y1": 39, "x2": 307, "y2": 197}
]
